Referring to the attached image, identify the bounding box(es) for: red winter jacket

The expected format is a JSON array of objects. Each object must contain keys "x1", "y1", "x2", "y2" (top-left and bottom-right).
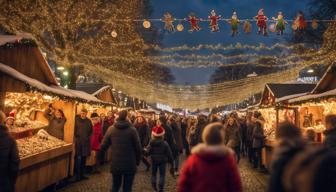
[
  {"x1": 177, "y1": 144, "x2": 242, "y2": 192},
  {"x1": 90, "y1": 122, "x2": 103, "y2": 151}
]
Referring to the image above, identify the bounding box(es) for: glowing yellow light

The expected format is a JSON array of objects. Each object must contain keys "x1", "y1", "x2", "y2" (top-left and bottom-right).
[
  {"x1": 176, "y1": 24, "x2": 184, "y2": 31},
  {"x1": 57, "y1": 66, "x2": 65, "y2": 71},
  {"x1": 111, "y1": 30, "x2": 117, "y2": 38},
  {"x1": 63, "y1": 71, "x2": 69, "y2": 76},
  {"x1": 143, "y1": 20, "x2": 151, "y2": 29}
]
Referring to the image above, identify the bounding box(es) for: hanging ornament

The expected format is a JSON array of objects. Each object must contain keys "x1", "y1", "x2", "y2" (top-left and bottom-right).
[
  {"x1": 186, "y1": 13, "x2": 202, "y2": 32},
  {"x1": 176, "y1": 23, "x2": 184, "y2": 32},
  {"x1": 162, "y1": 12, "x2": 175, "y2": 33},
  {"x1": 293, "y1": 11, "x2": 307, "y2": 31},
  {"x1": 143, "y1": 20, "x2": 151, "y2": 29},
  {"x1": 229, "y1": 11, "x2": 240, "y2": 36},
  {"x1": 272, "y1": 12, "x2": 287, "y2": 35},
  {"x1": 111, "y1": 30, "x2": 117, "y2": 38},
  {"x1": 311, "y1": 19, "x2": 319, "y2": 29},
  {"x1": 243, "y1": 20, "x2": 252, "y2": 33},
  {"x1": 269, "y1": 23, "x2": 276, "y2": 33},
  {"x1": 255, "y1": 9, "x2": 268, "y2": 36},
  {"x1": 208, "y1": 10, "x2": 221, "y2": 32}
]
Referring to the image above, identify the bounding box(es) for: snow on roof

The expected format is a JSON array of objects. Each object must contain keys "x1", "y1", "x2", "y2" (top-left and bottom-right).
[
  {"x1": 275, "y1": 92, "x2": 309, "y2": 103},
  {"x1": 0, "y1": 63, "x2": 109, "y2": 104},
  {"x1": 92, "y1": 85, "x2": 112, "y2": 96},
  {"x1": 289, "y1": 88, "x2": 336, "y2": 104},
  {"x1": 0, "y1": 33, "x2": 34, "y2": 46}
]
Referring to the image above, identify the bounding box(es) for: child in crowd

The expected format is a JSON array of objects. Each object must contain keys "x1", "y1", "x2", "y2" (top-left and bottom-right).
[{"x1": 146, "y1": 120, "x2": 174, "y2": 192}]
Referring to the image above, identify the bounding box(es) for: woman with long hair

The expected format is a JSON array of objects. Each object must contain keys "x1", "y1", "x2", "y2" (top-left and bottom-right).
[
  {"x1": 224, "y1": 117, "x2": 241, "y2": 163},
  {"x1": 134, "y1": 115, "x2": 151, "y2": 171}
]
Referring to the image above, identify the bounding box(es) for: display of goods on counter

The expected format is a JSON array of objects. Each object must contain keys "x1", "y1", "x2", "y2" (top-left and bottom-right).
[
  {"x1": 16, "y1": 130, "x2": 67, "y2": 158},
  {"x1": 11, "y1": 120, "x2": 47, "y2": 131},
  {"x1": 305, "y1": 124, "x2": 325, "y2": 133}
]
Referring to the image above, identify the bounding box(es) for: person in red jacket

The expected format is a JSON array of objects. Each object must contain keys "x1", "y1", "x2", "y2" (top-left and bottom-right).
[
  {"x1": 177, "y1": 122, "x2": 242, "y2": 192},
  {"x1": 90, "y1": 112, "x2": 103, "y2": 173}
]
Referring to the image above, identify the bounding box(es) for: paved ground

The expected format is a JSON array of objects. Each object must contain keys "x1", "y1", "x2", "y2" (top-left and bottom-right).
[{"x1": 58, "y1": 155, "x2": 268, "y2": 192}]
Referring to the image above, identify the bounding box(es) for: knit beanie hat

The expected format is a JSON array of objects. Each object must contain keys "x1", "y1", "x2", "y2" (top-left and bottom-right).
[
  {"x1": 152, "y1": 126, "x2": 165, "y2": 137},
  {"x1": 90, "y1": 112, "x2": 99, "y2": 119}
]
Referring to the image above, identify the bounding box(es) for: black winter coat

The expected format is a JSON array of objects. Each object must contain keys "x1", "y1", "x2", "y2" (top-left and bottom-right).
[
  {"x1": 0, "y1": 126, "x2": 20, "y2": 192},
  {"x1": 99, "y1": 120, "x2": 142, "y2": 174},
  {"x1": 324, "y1": 128, "x2": 336, "y2": 152},
  {"x1": 162, "y1": 123, "x2": 178, "y2": 157},
  {"x1": 74, "y1": 115, "x2": 93, "y2": 157},
  {"x1": 146, "y1": 139, "x2": 174, "y2": 164},
  {"x1": 134, "y1": 123, "x2": 149, "y2": 147}
]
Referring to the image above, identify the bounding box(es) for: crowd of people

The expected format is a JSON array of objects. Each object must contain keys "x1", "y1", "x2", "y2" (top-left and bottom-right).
[{"x1": 1, "y1": 107, "x2": 336, "y2": 192}]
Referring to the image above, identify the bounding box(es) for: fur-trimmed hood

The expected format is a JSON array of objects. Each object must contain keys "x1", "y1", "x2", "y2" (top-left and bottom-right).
[{"x1": 191, "y1": 143, "x2": 234, "y2": 162}]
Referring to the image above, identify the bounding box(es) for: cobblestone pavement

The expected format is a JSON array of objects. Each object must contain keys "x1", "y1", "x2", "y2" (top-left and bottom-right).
[{"x1": 58, "y1": 156, "x2": 268, "y2": 192}]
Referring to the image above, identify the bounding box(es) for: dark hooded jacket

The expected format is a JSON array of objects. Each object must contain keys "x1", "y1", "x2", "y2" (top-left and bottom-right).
[
  {"x1": 146, "y1": 138, "x2": 174, "y2": 164},
  {"x1": 0, "y1": 126, "x2": 20, "y2": 192},
  {"x1": 177, "y1": 144, "x2": 242, "y2": 192},
  {"x1": 99, "y1": 119, "x2": 142, "y2": 174}
]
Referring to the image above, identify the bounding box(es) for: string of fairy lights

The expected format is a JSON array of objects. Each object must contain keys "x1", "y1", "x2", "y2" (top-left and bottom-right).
[{"x1": 1, "y1": 1, "x2": 336, "y2": 109}]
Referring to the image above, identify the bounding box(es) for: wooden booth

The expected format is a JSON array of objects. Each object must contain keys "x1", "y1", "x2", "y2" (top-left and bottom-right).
[
  {"x1": 289, "y1": 64, "x2": 336, "y2": 142},
  {"x1": 0, "y1": 36, "x2": 108, "y2": 192},
  {"x1": 258, "y1": 83, "x2": 316, "y2": 170}
]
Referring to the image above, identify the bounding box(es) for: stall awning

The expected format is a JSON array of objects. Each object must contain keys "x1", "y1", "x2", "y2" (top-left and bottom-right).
[{"x1": 0, "y1": 63, "x2": 111, "y2": 105}]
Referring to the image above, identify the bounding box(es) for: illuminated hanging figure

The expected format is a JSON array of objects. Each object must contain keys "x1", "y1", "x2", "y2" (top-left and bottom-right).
[
  {"x1": 162, "y1": 12, "x2": 175, "y2": 33},
  {"x1": 208, "y1": 10, "x2": 221, "y2": 32},
  {"x1": 293, "y1": 11, "x2": 307, "y2": 31},
  {"x1": 272, "y1": 12, "x2": 287, "y2": 35},
  {"x1": 229, "y1": 11, "x2": 240, "y2": 36},
  {"x1": 186, "y1": 13, "x2": 202, "y2": 32},
  {"x1": 255, "y1": 9, "x2": 268, "y2": 36}
]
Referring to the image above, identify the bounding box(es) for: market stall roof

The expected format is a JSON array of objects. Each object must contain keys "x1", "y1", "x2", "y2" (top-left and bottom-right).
[
  {"x1": 259, "y1": 83, "x2": 316, "y2": 106},
  {"x1": 92, "y1": 85, "x2": 118, "y2": 105},
  {"x1": 312, "y1": 63, "x2": 336, "y2": 94},
  {"x1": 0, "y1": 63, "x2": 110, "y2": 105},
  {"x1": 289, "y1": 64, "x2": 336, "y2": 104},
  {"x1": 0, "y1": 35, "x2": 58, "y2": 86}
]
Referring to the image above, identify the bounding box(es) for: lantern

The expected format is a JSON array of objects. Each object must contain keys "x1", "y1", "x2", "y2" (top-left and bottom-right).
[
  {"x1": 143, "y1": 20, "x2": 151, "y2": 29},
  {"x1": 176, "y1": 23, "x2": 184, "y2": 31},
  {"x1": 111, "y1": 30, "x2": 117, "y2": 38}
]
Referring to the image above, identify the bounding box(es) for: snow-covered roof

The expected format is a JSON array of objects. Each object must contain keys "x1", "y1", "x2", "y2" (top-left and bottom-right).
[
  {"x1": 275, "y1": 92, "x2": 309, "y2": 103},
  {"x1": 92, "y1": 85, "x2": 112, "y2": 96},
  {"x1": 0, "y1": 33, "x2": 34, "y2": 46},
  {"x1": 0, "y1": 63, "x2": 110, "y2": 105},
  {"x1": 289, "y1": 88, "x2": 336, "y2": 104}
]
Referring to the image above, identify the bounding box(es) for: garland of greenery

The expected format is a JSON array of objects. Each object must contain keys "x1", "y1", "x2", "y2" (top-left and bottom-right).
[{"x1": 0, "y1": 38, "x2": 37, "y2": 49}]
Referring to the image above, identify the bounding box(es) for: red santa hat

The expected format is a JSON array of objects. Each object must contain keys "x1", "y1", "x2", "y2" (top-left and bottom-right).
[
  {"x1": 152, "y1": 126, "x2": 165, "y2": 137},
  {"x1": 5, "y1": 110, "x2": 16, "y2": 122}
]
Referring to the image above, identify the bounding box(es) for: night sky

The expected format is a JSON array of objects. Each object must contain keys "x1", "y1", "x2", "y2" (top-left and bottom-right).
[{"x1": 149, "y1": 0, "x2": 312, "y2": 84}]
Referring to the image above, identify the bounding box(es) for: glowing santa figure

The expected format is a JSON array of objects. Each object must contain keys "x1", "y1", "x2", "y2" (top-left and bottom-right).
[
  {"x1": 255, "y1": 9, "x2": 268, "y2": 36},
  {"x1": 208, "y1": 10, "x2": 221, "y2": 32}
]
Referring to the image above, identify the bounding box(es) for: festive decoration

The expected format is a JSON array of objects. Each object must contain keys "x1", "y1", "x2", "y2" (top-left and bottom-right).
[
  {"x1": 208, "y1": 10, "x2": 221, "y2": 32},
  {"x1": 162, "y1": 12, "x2": 175, "y2": 32},
  {"x1": 143, "y1": 20, "x2": 151, "y2": 29},
  {"x1": 312, "y1": 19, "x2": 319, "y2": 29},
  {"x1": 243, "y1": 20, "x2": 252, "y2": 33},
  {"x1": 272, "y1": 12, "x2": 287, "y2": 35},
  {"x1": 293, "y1": 11, "x2": 307, "y2": 31},
  {"x1": 186, "y1": 13, "x2": 202, "y2": 32},
  {"x1": 269, "y1": 23, "x2": 276, "y2": 33},
  {"x1": 255, "y1": 9, "x2": 268, "y2": 36},
  {"x1": 111, "y1": 30, "x2": 118, "y2": 38},
  {"x1": 176, "y1": 23, "x2": 184, "y2": 31},
  {"x1": 229, "y1": 11, "x2": 240, "y2": 36}
]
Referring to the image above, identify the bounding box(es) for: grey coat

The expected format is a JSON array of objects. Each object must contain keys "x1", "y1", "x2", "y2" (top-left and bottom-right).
[
  {"x1": 0, "y1": 126, "x2": 20, "y2": 192},
  {"x1": 74, "y1": 115, "x2": 93, "y2": 157},
  {"x1": 44, "y1": 108, "x2": 66, "y2": 140},
  {"x1": 252, "y1": 122, "x2": 265, "y2": 148},
  {"x1": 99, "y1": 120, "x2": 142, "y2": 174}
]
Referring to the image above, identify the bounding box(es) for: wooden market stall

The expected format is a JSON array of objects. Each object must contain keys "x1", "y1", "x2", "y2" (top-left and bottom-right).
[
  {"x1": 0, "y1": 36, "x2": 109, "y2": 192},
  {"x1": 289, "y1": 64, "x2": 336, "y2": 142},
  {"x1": 257, "y1": 83, "x2": 316, "y2": 170}
]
